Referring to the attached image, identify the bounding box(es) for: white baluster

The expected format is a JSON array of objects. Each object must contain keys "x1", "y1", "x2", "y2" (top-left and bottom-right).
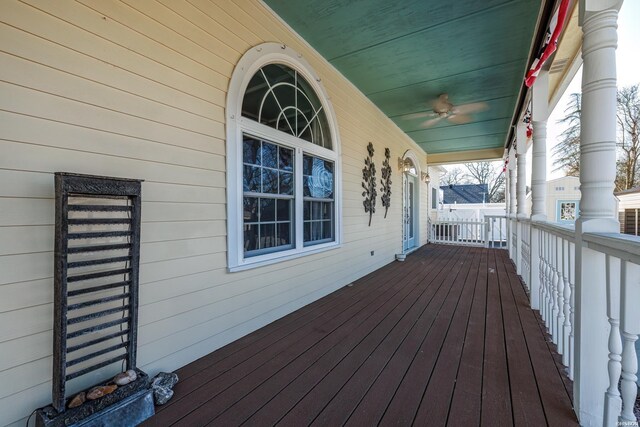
[
  {"x1": 620, "y1": 261, "x2": 640, "y2": 423},
  {"x1": 538, "y1": 230, "x2": 545, "y2": 319},
  {"x1": 556, "y1": 237, "x2": 566, "y2": 355},
  {"x1": 540, "y1": 231, "x2": 548, "y2": 322},
  {"x1": 545, "y1": 231, "x2": 552, "y2": 326},
  {"x1": 548, "y1": 233, "x2": 555, "y2": 336},
  {"x1": 568, "y1": 241, "x2": 575, "y2": 380},
  {"x1": 549, "y1": 234, "x2": 558, "y2": 344},
  {"x1": 520, "y1": 232, "x2": 525, "y2": 276},
  {"x1": 620, "y1": 331, "x2": 638, "y2": 423},
  {"x1": 603, "y1": 255, "x2": 622, "y2": 426},
  {"x1": 561, "y1": 239, "x2": 571, "y2": 362},
  {"x1": 551, "y1": 235, "x2": 560, "y2": 341}
]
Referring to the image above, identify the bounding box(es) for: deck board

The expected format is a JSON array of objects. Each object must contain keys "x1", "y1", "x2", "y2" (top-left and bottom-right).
[
  {"x1": 481, "y1": 250, "x2": 513, "y2": 426},
  {"x1": 496, "y1": 249, "x2": 547, "y2": 426},
  {"x1": 446, "y1": 249, "x2": 488, "y2": 426},
  {"x1": 143, "y1": 245, "x2": 578, "y2": 427},
  {"x1": 503, "y1": 250, "x2": 577, "y2": 427},
  {"x1": 412, "y1": 244, "x2": 481, "y2": 426}
]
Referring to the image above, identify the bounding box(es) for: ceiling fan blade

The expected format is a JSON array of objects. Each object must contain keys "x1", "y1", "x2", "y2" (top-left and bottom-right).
[
  {"x1": 448, "y1": 114, "x2": 472, "y2": 124},
  {"x1": 421, "y1": 117, "x2": 443, "y2": 127},
  {"x1": 403, "y1": 111, "x2": 435, "y2": 120},
  {"x1": 452, "y1": 102, "x2": 489, "y2": 115}
]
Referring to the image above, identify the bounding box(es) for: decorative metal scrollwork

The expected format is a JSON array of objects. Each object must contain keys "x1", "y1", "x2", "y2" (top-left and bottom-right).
[
  {"x1": 362, "y1": 142, "x2": 377, "y2": 226},
  {"x1": 380, "y1": 148, "x2": 392, "y2": 218}
]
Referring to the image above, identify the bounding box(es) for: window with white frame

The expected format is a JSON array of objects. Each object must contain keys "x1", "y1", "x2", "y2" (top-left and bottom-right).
[{"x1": 226, "y1": 45, "x2": 341, "y2": 271}]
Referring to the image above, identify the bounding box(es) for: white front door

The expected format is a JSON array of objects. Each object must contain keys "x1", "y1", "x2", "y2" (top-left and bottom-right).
[{"x1": 403, "y1": 173, "x2": 417, "y2": 251}]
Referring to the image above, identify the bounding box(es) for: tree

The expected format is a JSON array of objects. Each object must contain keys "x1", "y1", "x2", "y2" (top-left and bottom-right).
[
  {"x1": 553, "y1": 84, "x2": 640, "y2": 191},
  {"x1": 440, "y1": 167, "x2": 464, "y2": 186},
  {"x1": 440, "y1": 161, "x2": 506, "y2": 203},
  {"x1": 552, "y1": 93, "x2": 581, "y2": 177},
  {"x1": 616, "y1": 84, "x2": 640, "y2": 191}
]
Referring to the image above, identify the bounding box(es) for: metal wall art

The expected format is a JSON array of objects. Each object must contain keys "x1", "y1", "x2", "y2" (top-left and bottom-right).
[
  {"x1": 362, "y1": 142, "x2": 377, "y2": 226},
  {"x1": 380, "y1": 148, "x2": 392, "y2": 218}
]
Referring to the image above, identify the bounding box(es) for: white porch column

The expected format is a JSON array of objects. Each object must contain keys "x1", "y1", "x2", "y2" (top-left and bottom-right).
[
  {"x1": 529, "y1": 70, "x2": 550, "y2": 310},
  {"x1": 531, "y1": 71, "x2": 548, "y2": 219},
  {"x1": 516, "y1": 123, "x2": 528, "y2": 276},
  {"x1": 508, "y1": 148, "x2": 517, "y2": 260},
  {"x1": 573, "y1": 1, "x2": 623, "y2": 425}
]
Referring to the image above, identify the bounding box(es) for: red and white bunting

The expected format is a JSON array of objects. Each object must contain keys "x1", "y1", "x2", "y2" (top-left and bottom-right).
[{"x1": 524, "y1": 0, "x2": 570, "y2": 88}]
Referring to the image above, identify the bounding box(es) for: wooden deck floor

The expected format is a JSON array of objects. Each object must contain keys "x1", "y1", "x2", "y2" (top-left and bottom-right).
[{"x1": 143, "y1": 245, "x2": 577, "y2": 426}]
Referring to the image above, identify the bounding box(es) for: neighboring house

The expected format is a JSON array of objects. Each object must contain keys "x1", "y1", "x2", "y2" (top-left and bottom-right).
[
  {"x1": 440, "y1": 184, "x2": 490, "y2": 204},
  {"x1": 616, "y1": 187, "x2": 640, "y2": 235},
  {"x1": 525, "y1": 176, "x2": 581, "y2": 223},
  {"x1": 427, "y1": 165, "x2": 446, "y2": 221}
]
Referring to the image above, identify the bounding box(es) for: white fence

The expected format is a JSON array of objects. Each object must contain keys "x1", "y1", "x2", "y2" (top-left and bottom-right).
[{"x1": 428, "y1": 216, "x2": 508, "y2": 248}]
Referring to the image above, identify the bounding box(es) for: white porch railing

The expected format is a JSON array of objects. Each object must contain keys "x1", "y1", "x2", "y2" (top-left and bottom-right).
[
  {"x1": 431, "y1": 213, "x2": 640, "y2": 425},
  {"x1": 520, "y1": 219, "x2": 531, "y2": 289},
  {"x1": 510, "y1": 216, "x2": 518, "y2": 262},
  {"x1": 428, "y1": 216, "x2": 507, "y2": 248},
  {"x1": 582, "y1": 232, "x2": 640, "y2": 426},
  {"x1": 534, "y1": 221, "x2": 576, "y2": 380},
  {"x1": 524, "y1": 221, "x2": 640, "y2": 426},
  {"x1": 485, "y1": 215, "x2": 508, "y2": 248}
]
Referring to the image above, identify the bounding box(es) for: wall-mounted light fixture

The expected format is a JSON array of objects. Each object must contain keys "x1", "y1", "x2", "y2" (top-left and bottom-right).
[
  {"x1": 421, "y1": 172, "x2": 431, "y2": 183},
  {"x1": 398, "y1": 158, "x2": 417, "y2": 174}
]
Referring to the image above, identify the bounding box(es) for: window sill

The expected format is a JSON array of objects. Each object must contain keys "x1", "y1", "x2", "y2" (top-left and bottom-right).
[{"x1": 228, "y1": 241, "x2": 342, "y2": 272}]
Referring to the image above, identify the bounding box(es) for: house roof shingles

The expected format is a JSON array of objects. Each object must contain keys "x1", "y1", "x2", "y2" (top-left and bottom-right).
[{"x1": 440, "y1": 184, "x2": 489, "y2": 204}]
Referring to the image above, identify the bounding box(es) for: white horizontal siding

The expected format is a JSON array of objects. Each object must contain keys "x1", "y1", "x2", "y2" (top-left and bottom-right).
[
  {"x1": 618, "y1": 193, "x2": 640, "y2": 210},
  {"x1": 0, "y1": 0, "x2": 429, "y2": 425}
]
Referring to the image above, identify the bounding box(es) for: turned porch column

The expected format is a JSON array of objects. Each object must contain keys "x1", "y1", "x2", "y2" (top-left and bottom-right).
[
  {"x1": 573, "y1": 1, "x2": 623, "y2": 425},
  {"x1": 529, "y1": 70, "x2": 550, "y2": 310},
  {"x1": 515, "y1": 122, "x2": 528, "y2": 276},
  {"x1": 508, "y1": 147, "x2": 517, "y2": 260}
]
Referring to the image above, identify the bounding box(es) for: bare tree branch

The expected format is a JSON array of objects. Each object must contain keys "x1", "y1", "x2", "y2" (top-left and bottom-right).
[
  {"x1": 441, "y1": 161, "x2": 506, "y2": 203},
  {"x1": 552, "y1": 93, "x2": 581, "y2": 177},
  {"x1": 553, "y1": 84, "x2": 640, "y2": 191}
]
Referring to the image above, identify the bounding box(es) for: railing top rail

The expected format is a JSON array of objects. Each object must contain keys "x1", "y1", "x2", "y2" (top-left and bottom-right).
[
  {"x1": 532, "y1": 220, "x2": 576, "y2": 242},
  {"x1": 583, "y1": 232, "x2": 640, "y2": 265},
  {"x1": 432, "y1": 220, "x2": 485, "y2": 225}
]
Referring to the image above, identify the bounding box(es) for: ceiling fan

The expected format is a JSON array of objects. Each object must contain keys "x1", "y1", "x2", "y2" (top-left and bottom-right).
[{"x1": 405, "y1": 94, "x2": 489, "y2": 128}]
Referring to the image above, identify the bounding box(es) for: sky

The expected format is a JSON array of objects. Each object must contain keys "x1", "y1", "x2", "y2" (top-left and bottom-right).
[{"x1": 545, "y1": 0, "x2": 640, "y2": 180}]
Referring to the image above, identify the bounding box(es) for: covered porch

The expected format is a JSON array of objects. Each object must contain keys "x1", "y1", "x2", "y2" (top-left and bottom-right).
[
  {"x1": 0, "y1": 0, "x2": 635, "y2": 425},
  {"x1": 144, "y1": 245, "x2": 576, "y2": 426}
]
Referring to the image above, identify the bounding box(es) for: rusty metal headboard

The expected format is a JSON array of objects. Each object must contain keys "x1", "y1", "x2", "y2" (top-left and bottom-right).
[{"x1": 53, "y1": 173, "x2": 143, "y2": 413}]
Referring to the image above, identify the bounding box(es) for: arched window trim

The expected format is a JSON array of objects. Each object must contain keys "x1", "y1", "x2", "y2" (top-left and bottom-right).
[{"x1": 226, "y1": 43, "x2": 342, "y2": 272}]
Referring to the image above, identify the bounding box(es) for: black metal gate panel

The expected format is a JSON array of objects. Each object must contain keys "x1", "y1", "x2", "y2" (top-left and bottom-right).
[{"x1": 53, "y1": 173, "x2": 142, "y2": 413}]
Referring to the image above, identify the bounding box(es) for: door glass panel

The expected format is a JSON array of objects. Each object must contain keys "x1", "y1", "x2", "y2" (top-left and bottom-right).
[{"x1": 408, "y1": 181, "x2": 414, "y2": 238}]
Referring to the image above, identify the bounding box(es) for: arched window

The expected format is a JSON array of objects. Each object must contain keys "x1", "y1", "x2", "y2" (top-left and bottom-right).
[{"x1": 226, "y1": 44, "x2": 341, "y2": 271}]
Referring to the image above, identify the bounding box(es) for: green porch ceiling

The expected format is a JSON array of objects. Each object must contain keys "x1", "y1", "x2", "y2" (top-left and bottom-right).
[{"x1": 264, "y1": 0, "x2": 542, "y2": 156}]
